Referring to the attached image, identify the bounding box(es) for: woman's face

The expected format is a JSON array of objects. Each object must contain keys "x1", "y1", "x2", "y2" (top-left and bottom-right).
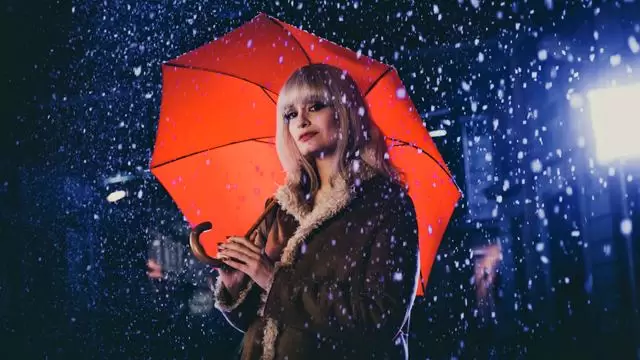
[{"x1": 283, "y1": 91, "x2": 340, "y2": 158}]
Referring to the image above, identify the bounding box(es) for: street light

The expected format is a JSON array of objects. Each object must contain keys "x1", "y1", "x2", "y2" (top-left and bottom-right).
[
  {"x1": 587, "y1": 82, "x2": 639, "y2": 357},
  {"x1": 586, "y1": 83, "x2": 640, "y2": 164}
]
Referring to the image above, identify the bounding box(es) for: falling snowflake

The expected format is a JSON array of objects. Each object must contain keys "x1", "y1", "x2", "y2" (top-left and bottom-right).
[{"x1": 620, "y1": 218, "x2": 633, "y2": 236}]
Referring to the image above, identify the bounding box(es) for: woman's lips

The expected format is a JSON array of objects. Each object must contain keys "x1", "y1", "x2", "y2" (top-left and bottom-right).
[{"x1": 299, "y1": 132, "x2": 317, "y2": 142}]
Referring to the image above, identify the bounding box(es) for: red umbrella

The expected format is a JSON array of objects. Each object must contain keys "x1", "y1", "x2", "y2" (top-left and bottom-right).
[{"x1": 150, "y1": 12, "x2": 461, "y2": 296}]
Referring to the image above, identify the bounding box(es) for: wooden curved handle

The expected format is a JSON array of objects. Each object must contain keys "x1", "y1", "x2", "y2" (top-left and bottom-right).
[
  {"x1": 189, "y1": 221, "x2": 223, "y2": 267},
  {"x1": 189, "y1": 198, "x2": 279, "y2": 267}
]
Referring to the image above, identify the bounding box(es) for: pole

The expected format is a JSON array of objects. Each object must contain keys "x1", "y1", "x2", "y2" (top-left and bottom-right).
[{"x1": 617, "y1": 161, "x2": 639, "y2": 359}]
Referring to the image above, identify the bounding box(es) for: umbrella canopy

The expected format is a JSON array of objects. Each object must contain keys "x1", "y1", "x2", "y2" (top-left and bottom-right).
[{"x1": 150, "y1": 12, "x2": 460, "y2": 296}]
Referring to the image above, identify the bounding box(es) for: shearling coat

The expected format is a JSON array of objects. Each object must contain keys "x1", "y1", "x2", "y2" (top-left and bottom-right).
[{"x1": 213, "y1": 161, "x2": 420, "y2": 360}]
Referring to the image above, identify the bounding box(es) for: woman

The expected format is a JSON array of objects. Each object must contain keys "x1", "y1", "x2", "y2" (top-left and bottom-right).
[{"x1": 213, "y1": 63, "x2": 420, "y2": 360}]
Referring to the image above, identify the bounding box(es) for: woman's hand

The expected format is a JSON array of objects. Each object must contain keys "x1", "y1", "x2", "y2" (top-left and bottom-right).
[
  {"x1": 214, "y1": 231, "x2": 264, "y2": 296},
  {"x1": 218, "y1": 233, "x2": 275, "y2": 291}
]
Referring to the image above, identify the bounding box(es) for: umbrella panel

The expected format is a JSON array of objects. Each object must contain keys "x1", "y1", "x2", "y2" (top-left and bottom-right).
[{"x1": 151, "y1": 66, "x2": 278, "y2": 168}]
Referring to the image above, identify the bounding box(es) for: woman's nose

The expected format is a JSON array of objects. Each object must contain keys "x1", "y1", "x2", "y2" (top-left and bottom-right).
[{"x1": 297, "y1": 114, "x2": 310, "y2": 128}]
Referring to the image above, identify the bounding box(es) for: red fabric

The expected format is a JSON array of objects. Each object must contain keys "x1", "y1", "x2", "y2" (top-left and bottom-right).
[{"x1": 150, "y1": 13, "x2": 460, "y2": 296}]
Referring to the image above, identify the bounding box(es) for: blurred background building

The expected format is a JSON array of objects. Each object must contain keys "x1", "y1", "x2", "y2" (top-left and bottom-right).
[{"x1": 2, "y1": 0, "x2": 639, "y2": 359}]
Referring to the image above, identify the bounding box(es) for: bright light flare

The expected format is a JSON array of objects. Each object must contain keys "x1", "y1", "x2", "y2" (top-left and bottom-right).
[
  {"x1": 587, "y1": 83, "x2": 640, "y2": 163},
  {"x1": 107, "y1": 190, "x2": 127, "y2": 203},
  {"x1": 429, "y1": 129, "x2": 447, "y2": 138}
]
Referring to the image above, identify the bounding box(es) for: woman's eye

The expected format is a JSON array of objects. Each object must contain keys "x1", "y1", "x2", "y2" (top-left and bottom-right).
[
  {"x1": 285, "y1": 112, "x2": 296, "y2": 121},
  {"x1": 310, "y1": 102, "x2": 325, "y2": 111}
]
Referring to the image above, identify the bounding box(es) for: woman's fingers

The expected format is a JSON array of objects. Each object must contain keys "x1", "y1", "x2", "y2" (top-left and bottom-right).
[
  {"x1": 250, "y1": 229, "x2": 266, "y2": 247},
  {"x1": 219, "y1": 245, "x2": 259, "y2": 264},
  {"x1": 219, "y1": 234, "x2": 268, "y2": 276},
  {"x1": 220, "y1": 256, "x2": 248, "y2": 273},
  {"x1": 228, "y1": 236, "x2": 262, "y2": 254},
  {"x1": 249, "y1": 229, "x2": 259, "y2": 243}
]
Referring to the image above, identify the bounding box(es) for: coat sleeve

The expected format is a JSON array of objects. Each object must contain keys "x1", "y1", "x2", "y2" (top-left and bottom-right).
[
  {"x1": 213, "y1": 276, "x2": 262, "y2": 333},
  {"x1": 261, "y1": 193, "x2": 420, "y2": 342},
  {"x1": 213, "y1": 196, "x2": 277, "y2": 332}
]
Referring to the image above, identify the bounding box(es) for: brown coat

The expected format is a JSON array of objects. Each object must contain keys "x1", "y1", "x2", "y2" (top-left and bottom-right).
[{"x1": 213, "y1": 161, "x2": 420, "y2": 360}]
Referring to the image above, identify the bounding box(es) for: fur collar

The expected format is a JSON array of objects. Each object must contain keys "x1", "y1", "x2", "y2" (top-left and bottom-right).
[
  {"x1": 274, "y1": 157, "x2": 379, "y2": 228},
  {"x1": 258, "y1": 158, "x2": 379, "y2": 360}
]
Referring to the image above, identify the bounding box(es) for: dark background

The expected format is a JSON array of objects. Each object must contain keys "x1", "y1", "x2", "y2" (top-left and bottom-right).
[{"x1": 3, "y1": 0, "x2": 640, "y2": 359}]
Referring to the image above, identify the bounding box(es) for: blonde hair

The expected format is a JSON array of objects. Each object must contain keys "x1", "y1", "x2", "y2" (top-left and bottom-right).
[{"x1": 275, "y1": 63, "x2": 405, "y2": 199}]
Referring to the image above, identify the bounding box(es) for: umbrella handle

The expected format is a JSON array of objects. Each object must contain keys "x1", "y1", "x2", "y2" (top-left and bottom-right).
[
  {"x1": 189, "y1": 221, "x2": 225, "y2": 267},
  {"x1": 189, "y1": 199, "x2": 279, "y2": 267}
]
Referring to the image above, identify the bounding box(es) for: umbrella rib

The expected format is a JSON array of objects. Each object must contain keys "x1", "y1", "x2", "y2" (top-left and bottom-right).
[
  {"x1": 151, "y1": 137, "x2": 274, "y2": 169},
  {"x1": 364, "y1": 66, "x2": 393, "y2": 96},
  {"x1": 261, "y1": 88, "x2": 277, "y2": 105},
  {"x1": 387, "y1": 137, "x2": 460, "y2": 191},
  {"x1": 165, "y1": 62, "x2": 278, "y2": 97},
  {"x1": 266, "y1": 16, "x2": 312, "y2": 64},
  {"x1": 364, "y1": 69, "x2": 459, "y2": 190},
  {"x1": 253, "y1": 138, "x2": 275, "y2": 144}
]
